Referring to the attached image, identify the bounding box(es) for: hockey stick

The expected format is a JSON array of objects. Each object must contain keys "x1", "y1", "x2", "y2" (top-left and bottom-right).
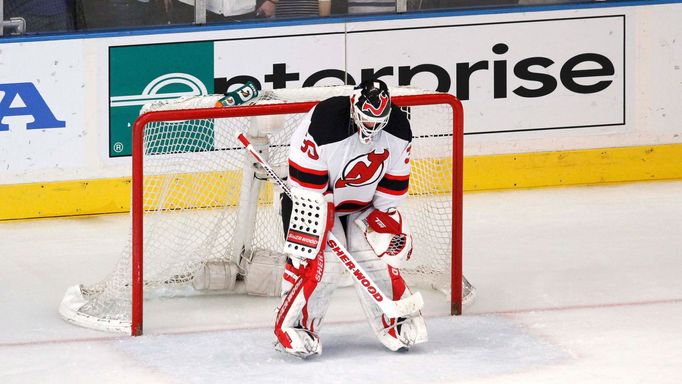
[{"x1": 235, "y1": 132, "x2": 424, "y2": 318}]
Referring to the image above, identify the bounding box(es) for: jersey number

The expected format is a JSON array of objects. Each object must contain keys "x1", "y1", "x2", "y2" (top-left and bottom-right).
[{"x1": 301, "y1": 139, "x2": 319, "y2": 160}]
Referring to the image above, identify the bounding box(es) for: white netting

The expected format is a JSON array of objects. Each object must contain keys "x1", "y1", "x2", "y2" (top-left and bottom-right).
[{"x1": 59, "y1": 85, "x2": 456, "y2": 333}]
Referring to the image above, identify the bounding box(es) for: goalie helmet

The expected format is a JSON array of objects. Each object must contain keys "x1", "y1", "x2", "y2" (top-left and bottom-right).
[{"x1": 350, "y1": 79, "x2": 392, "y2": 144}]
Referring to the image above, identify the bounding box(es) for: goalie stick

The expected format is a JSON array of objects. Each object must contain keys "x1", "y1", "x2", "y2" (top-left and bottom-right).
[{"x1": 235, "y1": 131, "x2": 424, "y2": 318}]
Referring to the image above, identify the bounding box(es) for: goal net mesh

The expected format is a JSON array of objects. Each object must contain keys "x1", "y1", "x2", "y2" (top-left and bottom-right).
[{"x1": 59, "y1": 85, "x2": 456, "y2": 333}]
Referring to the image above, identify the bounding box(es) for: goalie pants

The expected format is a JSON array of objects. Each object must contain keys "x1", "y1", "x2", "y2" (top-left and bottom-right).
[{"x1": 277, "y1": 211, "x2": 421, "y2": 349}]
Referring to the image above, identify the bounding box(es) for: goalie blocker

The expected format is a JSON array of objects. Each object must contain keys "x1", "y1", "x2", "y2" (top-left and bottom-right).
[{"x1": 282, "y1": 188, "x2": 335, "y2": 268}]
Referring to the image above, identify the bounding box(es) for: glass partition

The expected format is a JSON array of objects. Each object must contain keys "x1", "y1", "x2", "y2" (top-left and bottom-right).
[{"x1": 0, "y1": 0, "x2": 616, "y2": 37}]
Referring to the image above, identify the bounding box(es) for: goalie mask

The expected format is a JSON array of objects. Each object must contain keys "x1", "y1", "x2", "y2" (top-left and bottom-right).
[{"x1": 351, "y1": 79, "x2": 392, "y2": 144}]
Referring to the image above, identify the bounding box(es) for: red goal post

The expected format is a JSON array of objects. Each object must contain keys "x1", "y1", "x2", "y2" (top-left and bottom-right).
[{"x1": 130, "y1": 93, "x2": 463, "y2": 336}]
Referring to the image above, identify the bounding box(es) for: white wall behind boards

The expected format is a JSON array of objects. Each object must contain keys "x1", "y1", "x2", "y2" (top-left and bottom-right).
[
  {"x1": 345, "y1": 15, "x2": 626, "y2": 144},
  {"x1": 0, "y1": 40, "x2": 87, "y2": 177},
  {"x1": 0, "y1": 2, "x2": 681, "y2": 185}
]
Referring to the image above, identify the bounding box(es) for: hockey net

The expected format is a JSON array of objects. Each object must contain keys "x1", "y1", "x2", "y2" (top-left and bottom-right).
[{"x1": 59, "y1": 85, "x2": 464, "y2": 335}]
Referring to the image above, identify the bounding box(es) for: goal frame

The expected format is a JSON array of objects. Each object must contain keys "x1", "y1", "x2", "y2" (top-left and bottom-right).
[{"x1": 131, "y1": 93, "x2": 464, "y2": 336}]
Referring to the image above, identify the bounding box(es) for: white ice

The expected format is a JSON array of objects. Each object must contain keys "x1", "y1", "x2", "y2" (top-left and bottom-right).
[{"x1": 1, "y1": 180, "x2": 681, "y2": 383}]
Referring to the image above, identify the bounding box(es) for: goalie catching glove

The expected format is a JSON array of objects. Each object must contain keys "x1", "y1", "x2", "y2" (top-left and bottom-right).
[
  {"x1": 283, "y1": 187, "x2": 335, "y2": 268},
  {"x1": 354, "y1": 208, "x2": 413, "y2": 269}
]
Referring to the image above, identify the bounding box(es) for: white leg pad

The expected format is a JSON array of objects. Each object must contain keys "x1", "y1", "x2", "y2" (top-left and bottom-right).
[
  {"x1": 275, "y1": 327, "x2": 322, "y2": 358},
  {"x1": 374, "y1": 313, "x2": 428, "y2": 351},
  {"x1": 346, "y1": 212, "x2": 428, "y2": 351},
  {"x1": 274, "y1": 217, "x2": 346, "y2": 358},
  {"x1": 352, "y1": 257, "x2": 429, "y2": 351}
]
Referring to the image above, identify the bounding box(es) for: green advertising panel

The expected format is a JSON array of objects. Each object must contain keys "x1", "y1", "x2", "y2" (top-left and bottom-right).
[{"x1": 109, "y1": 42, "x2": 214, "y2": 157}]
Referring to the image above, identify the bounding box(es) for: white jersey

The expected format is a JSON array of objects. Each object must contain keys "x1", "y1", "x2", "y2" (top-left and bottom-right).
[{"x1": 287, "y1": 96, "x2": 412, "y2": 214}]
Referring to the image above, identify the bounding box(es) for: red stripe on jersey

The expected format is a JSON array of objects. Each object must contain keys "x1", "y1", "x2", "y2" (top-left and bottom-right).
[
  {"x1": 377, "y1": 173, "x2": 409, "y2": 196},
  {"x1": 383, "y1": 173, "x2": 410, "y2": 181},
  {"x1": 376, "y1": 186, "x2": 408, "y2": 196},
  {"x1": 288, "y1": 160, "x2": 327, "y2": 176},
  {"x1": 289, "y1": 175, "x2": 328, "y2": 191},
  {"x1": 289, "y1": 160, "x2": 328, "y2": 190},
  {"x1": 336, "y1": 200, "x2": 372, "y2": 213}
]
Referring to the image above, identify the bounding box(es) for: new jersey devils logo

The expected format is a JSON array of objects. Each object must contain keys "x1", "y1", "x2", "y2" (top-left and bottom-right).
[
  {"x1": 362, "y1": 94, "x2": 389, "y2": 117},
  {"x1": 335, "y1": 150, "x2": 390, "y2": 188}
]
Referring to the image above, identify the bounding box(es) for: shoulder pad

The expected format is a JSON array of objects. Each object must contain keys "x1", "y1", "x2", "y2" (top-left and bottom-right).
[
  {"x1": 308, "y1": 96, "x2": 355, "y2": 146},
  {"x1": 383, "y1": 106, "x2": 412, "y2": 142}
]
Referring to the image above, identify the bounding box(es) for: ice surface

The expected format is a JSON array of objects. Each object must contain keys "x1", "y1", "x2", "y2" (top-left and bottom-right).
[{"x1": 1, "y1": 181, "x2": 681, "y2": 383}]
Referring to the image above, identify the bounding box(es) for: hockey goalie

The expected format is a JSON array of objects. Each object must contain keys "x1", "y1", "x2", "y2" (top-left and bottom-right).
[{"x1": 274, "y1": 79, "x2": 428, "y2": 358}]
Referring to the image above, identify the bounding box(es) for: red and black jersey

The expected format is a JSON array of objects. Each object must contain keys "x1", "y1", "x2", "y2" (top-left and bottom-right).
[{"x1": 287, "y1": 96, "x2": 412, "y2": 215}]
